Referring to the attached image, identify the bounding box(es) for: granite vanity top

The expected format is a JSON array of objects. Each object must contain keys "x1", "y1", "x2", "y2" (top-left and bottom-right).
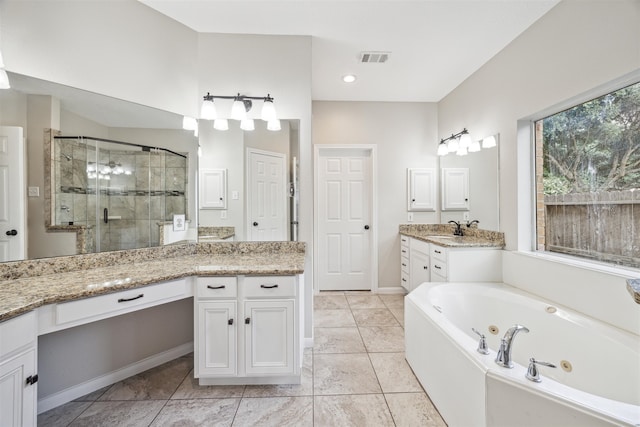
[
  {"x1": 399, "y1": 224, "x2": 505, "y2": 248},
  {"x1": 0, "y1": 242, "x2": 305, "y2": 323}
]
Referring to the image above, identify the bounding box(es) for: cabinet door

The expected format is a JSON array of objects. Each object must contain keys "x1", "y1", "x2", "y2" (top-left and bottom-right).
[
  {"x1": 199, "y1": 168, "x2": 227, "y2": 209},
  {"x1": 196, "y1": 301, "x2": 236, "y2": 377},
  {"x1": 244, "y1": 300, "x2": 295, "y2": 375},
  {"x1": 441, "y1": 168, "x2": 469, "y2": 211},
  {"x1": 407, "y1": 168, "x2": 436, "y2": 211},
  {"x1": 0, "y1": 349, "x2": 37, "y2": 427},
  {"x1": 409, "y1": 249, "x2": 431, "y2": 291}
]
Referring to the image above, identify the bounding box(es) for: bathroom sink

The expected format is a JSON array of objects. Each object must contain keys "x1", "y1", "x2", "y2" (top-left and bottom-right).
[{"x1": 429, "y1": 235, "x2": 456, "y2": 239}]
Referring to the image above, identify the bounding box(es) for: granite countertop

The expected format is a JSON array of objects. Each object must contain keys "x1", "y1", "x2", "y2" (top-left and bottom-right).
[
  {"x1": 399, "y1": 224, "x2": 505, "y2": 248},
  {"x1": 0, "y1": 243, "x2": 305, "y2": 323}
]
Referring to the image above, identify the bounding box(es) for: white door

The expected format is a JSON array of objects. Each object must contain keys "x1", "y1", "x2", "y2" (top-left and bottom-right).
[
  {"x1": 316, "y1": 147, "x2": 375, "y2": 291},
  {"x1": 244, "y1": 299, "x2": 294, "y2": 375},
  {"x1": 196, "y1": 301, "x2": 237, "y2": 377},
  {"x1": 247, "y1": 149, "x2": 287, "y2": 241},
  {"x1": 0, "y1": 126, "x2": 26, "y2": 262}
]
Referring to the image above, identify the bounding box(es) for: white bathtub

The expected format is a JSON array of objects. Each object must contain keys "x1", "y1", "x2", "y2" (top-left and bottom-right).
[{"x1": 405, "y1": 282, "x2": 640, "y2": 427}]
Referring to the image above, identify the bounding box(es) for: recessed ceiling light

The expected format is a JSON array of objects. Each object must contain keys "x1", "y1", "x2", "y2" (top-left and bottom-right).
[{"x1": 342, "y1": 74, "x2": 357, "y2": 83}]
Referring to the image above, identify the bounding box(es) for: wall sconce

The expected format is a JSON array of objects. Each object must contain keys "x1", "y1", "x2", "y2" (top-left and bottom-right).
[
  {"x1": 197, "y1": 92, "x2": 279, "y2": 132},
  {"x1": 438, "y1": 129, "x2": 498, "y2": 156}
]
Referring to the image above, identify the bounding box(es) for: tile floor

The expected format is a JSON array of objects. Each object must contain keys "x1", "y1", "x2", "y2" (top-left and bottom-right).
[{"x1": 39, "y1": 292, "x2": 447, "y2": 426}]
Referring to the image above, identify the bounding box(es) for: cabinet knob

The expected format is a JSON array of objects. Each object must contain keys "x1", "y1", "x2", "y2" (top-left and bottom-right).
[
  {"x1": 228, "y1": 318, "x2": 234, "y2": 325},
  {"x1": 423, "y1": 266, "x2": 428, "y2": 270},
  {"x1": 364, "y1": 225, "x2": 370, "y2": 230},
  {"x1": 245, "y1": 317, "x2": 251, "y2": 324},
  {"x1": 253, "y1": 222, "x2": 259, "y2": 227},
  {"x1": 5, "y1": 229, "x2": 17, "y2": 236},
  {"x1": 26, "y1": 374, "x2": 39, "y2": 385}
]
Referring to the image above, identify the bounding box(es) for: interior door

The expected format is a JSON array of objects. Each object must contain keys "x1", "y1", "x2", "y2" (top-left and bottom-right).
[
  {"x1": 0, "y1": 126, "x2": 25, "y2": 262},
  {"x1": 247, "y1": 149, "x2": 287, "y2": 241},
  {"x1": 317, "y1": 147, "x2": 374, "y2": 291}
]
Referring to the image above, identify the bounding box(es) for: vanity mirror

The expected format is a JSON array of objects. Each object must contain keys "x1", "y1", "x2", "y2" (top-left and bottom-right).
[
  {"x1": 0, "y1": 72, "x2": 198, "y2": 261},
  {"x1": 438, "y1": 135, "x2": 500, "y2": 230}
]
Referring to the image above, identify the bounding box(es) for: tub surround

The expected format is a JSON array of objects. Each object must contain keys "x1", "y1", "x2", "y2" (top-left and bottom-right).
[
  {"x1": 0, "y1": 241, "x2": 305, "y2": 323},
  {"x1": 399, "y1": 223, "x2": 505, "y2": 248}
]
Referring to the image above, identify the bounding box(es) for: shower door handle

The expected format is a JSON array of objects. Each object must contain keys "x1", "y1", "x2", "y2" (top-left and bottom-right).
[{"x1": 104, "y1": 208, "x2": 108, "y2": 224}]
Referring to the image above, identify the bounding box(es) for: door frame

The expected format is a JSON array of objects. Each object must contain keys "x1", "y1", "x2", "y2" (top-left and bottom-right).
[
  {"x1": 313, "y1": 144, "x2": 378, "y2": 294},
  {"x1": 246, "y1": 147, "x2": 288, "y2": 241}
]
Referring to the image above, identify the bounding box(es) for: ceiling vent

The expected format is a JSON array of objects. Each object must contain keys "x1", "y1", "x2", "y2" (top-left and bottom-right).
[{"x1": 359, "y1": 51, "x2": 390, "y2": 64}]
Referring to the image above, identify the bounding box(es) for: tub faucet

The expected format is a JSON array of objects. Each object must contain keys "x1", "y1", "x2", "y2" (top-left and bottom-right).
[{"x1": 495, "y1": 324, "x2": 529, "y2": 368}]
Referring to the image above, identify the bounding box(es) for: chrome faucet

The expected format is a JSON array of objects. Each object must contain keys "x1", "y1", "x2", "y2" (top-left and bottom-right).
[
  {"x1": 448, "y1": 220, "x2": 463, "y2": 236},
  {"x1": 495, "y1": 324, "x2": 529, "y2": 368}
]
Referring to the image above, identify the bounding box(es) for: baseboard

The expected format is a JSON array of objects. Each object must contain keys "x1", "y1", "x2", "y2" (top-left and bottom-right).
[
  {"x1": 375, "y1": 286, "x2": 407, "y2": 295},
  {"x1": 37, "y1": 341, "x2": 194, "y2": 414}
]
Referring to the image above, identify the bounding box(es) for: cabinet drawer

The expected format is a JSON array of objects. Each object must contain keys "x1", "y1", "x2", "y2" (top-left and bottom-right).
[
  {"x1": 243, "y1": 276, "x2": 297, "y2": 298},
  {"x1": 196, "y1": 277, "x2": 238, "y2": 299},
  {"x1": 431, "y1": 259, "x2": 447, "y2": 279},
  {"x1": 0, "y1": 311, "x2": 36, "y2": 359},
  {"x1": 400, "y1": 235, "x2": 409, "y2": 246},
  {"x1": 431, "y1": 245, "x2": 447, "y2": 262},
  {"x1": 401, "y1": 271, "x2": 410, "y2": 290},
  {"x1": 431, "y1": 270, "x2": 447, "y2": 282},
  {"x1": 401, "y1": 256, "x2": 410, "y2": 274},
  {"x1": 56, "y1": 280, "x2": 187, "y2": 325}
]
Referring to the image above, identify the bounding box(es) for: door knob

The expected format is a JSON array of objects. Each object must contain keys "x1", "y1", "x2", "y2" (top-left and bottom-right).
[
  {"x1": 364, "y1": 225, "x2": 370, "y2": 230},
  {"x1": 5, "y1": 229, "x2": 17, "y2": 236},
  {"x1": 253, "y1": 222, "x2": 259, "y2": 227}
]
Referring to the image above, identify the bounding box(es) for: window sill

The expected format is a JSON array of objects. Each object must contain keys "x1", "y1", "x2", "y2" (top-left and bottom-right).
[{"x1": 513, "y1": 250, "x2": 639, "y2": 278}]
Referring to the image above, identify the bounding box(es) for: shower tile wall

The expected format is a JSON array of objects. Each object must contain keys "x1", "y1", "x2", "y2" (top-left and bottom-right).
[{"x1": 55, "y1": 139, "x2": 187, "y2": 253}]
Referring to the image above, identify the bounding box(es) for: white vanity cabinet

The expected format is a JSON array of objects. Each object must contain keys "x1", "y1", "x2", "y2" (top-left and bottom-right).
[
  {"x1": 400, "y1": 235, "x2": 410, "y2": 290},
  {"x1": 409, "y1": 238, "x2": 431, "y2": 292},
  {"x1": 0, "y1": 312, "x2": 38, "y2": 427},
  {"x1": 195, "y1": 275, "x2": 302, "y2": 385}
]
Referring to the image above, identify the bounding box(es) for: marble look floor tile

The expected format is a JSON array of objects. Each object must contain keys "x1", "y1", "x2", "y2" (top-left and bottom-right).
[
  {"x1": 345, "y1": 294, "x2": 386, "y2": 309},
  {"x1": 244, "y1": 351, "x2": 313, "y2": 397},
  {"x1": 69, "y1": 400, "x2": 166, "y2": 427},
  {"x1": 313, "y1": 327, "x2": 366, "y2": 353},
  {"x1": 389, "y1": 306, "x2": 405, "y2": 327},
  {"x1": 171, "y1": 369, "x2": 245, "y2": 399},
  {"x1": 99, "y1": 356, "x2": 192, "y2": 400},
  {"x1": 73, "y1": 385, "x2": 112, "y2": 402},
  {"x1": 314, "y1": 309, "x2": 356, "y2": 327},
  {"x1": 38, "y1": 401, "x2": 92, "y2": 427},
  {"x1": 232, "y1": 396, "x2": 313, "y2": 427},
  {"x1": 314, "y1": 294, "x2": 349, "y2": 309},
  {"x1": 150, "y1": 398, "x2": 239, "y2": 426},
  {"x1": 359, "y1": 326, "x2": 405, "y2": 352},
  {"x1": 369, "y1": 352, "x2": 423, "y2": 393},
  {"x1": 314, "y1": 394, "x2": 395, "y2": 427},
  {"x1": 352, "y1": 308, "x2": 400, "y2": 327},
  {"x1": 313, "y1": 353, "x2": 381, "y2": 395},
  {"x1": 379, "y1": 294, "x2": 406, "y2": 309},
  {"x1": 385, "y1": 392, "x2": 447, "y2": 427}
]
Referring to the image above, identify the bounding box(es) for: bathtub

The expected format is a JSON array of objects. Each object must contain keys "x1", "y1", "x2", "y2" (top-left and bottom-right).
[{"x1": 405, "y1": 282, "x2": 640, "y2": 427}]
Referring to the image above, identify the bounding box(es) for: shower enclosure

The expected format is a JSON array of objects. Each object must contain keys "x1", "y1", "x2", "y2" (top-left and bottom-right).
[{"x1": 53, "y1": 136, "x2": 188, "y2": 252}]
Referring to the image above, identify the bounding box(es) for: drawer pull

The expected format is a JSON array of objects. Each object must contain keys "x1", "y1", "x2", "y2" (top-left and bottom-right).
[
  {"x1": 434, "y1": 250, "x2": 442, "y2": 254},
  {"x1": 260, "y1": 284, "x2": 279, "y2": 289},
  {"x1": 434, "y1": 265, "x2": 442, "y2": 270},
  {"x1": 228, "y1": 318, "x2": 234, "y2": 326},
  {"x1": 207, "y1": 285, "x2": 226, "y2": 290},
  {"x1": 245, "y1": 317, "x2": 251, "y2": 324},
  {"x1": 402, "y1": 249, "x2": 407, "y2": 253},
  {"x1": 26, "y1": 374, "x2": 38, "y2": 385},
  {"x1": 402, "y1": 278, "x2": 407, "y2": 282},
  {"x1": 402, "y1": 263, "x2": 407, "y2": 267},
  {"x1": 423, "y1": 266, "x2": 428, "y2": 270},
  {"x1": 118, "y1": 294, "x2": 144, "y2": 303}
]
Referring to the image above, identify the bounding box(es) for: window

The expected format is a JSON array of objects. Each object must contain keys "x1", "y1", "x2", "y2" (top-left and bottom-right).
[{"x1": 535, "y1": 81, "x2": 640, "y2": 269}]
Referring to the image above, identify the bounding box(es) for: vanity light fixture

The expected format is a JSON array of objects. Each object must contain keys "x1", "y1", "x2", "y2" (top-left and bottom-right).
[
  {"x1": 483, "y1": 134, "x2": 497, "y2": 148},
  {"x1": 199, "y1": 92, "x2": 279, "y2": 131},
  {"x1": 438, "y1": 128, "x2": 470, "y2": 156},
  {"x1": 468, "y1": 139, "x2": 482, "y2": 153},
  {"x1": 267, "y1": 119, "x2": 281, "y2": 131}
]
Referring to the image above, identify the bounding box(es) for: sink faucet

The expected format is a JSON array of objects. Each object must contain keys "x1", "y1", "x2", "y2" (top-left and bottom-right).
[
  {"x1": 466, "y1": 219, "x2": 479, "y2": 228},
  {"x1": 495, "y1": 324, "x2": 529, "y2": 368},
  {"x1": 448, "y1": 220, "x2": 463, "y2": 236}
]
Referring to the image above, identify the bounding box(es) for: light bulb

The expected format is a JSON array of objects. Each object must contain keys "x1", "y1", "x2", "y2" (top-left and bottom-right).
[
  {"x1": 468, "y1": 140, "x2": 481, "y2": 152},
  {"x1": 456, "y1": 146, "x2": 468, "y2": 156},
  {"x1": 447, "y1": 138, "x2": 459, "y2": 153},
  {"x1": 231, "y1": 98, "x2": 247, "y2": 120},
  {"x1": 437, "y1": 142, "x2": 449, "y2": 156},
  {"x1": 261, "y1": 98, "x2": 276, "y2": 121},
  {"x1": 342, "y1": 74, "x2": 357, "y2": 83},
  {"x1": 267, "y1": 119, "x2": 281, "y2": 131},
  {"x1": 200, "y1": 99, "x2": 217, "y2": 120},
  {"x1": 483, "y1": 135, "x2": 497, "y2": 148},
  {"x1": 240, "y1": 119, "x2": 255, "y2": 131},
  {"x1": 459, "y1": 132, "x2": 472, "y2": 149},
  {"x1": 213, "y1": 119, "x2": 229, "y2": 131}
]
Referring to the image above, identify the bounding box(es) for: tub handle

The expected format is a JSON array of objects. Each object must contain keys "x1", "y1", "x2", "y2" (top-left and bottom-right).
[
  {"x1": 526, "y1": 358, "x2": 556, "y2": 382},
  {"x1": 472, "y1": 328, "x2": 490, "y2": 355}
]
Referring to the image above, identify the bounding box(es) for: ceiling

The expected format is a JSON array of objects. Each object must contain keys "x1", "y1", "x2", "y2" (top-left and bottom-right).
[{"x1": 140, "y1": 0, "x2": 560, "y2": 103}]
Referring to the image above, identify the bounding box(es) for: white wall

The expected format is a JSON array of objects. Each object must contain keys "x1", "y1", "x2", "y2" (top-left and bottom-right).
[
  {"x1": 438, "y1": 0, "x2": 640, "y2": 333},
  {"x1": 313, "y1": 101, "x2": 439, "y2": 289}
]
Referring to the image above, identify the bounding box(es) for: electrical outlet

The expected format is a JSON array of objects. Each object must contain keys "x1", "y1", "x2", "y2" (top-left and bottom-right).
[
  {"x1": 408, "y1": 212, "x2": 414, "y2": 222},
  {"x1": 28, "y1": 187, "x2": 40, "y2": 197},
  {"x1": 232, "y1": 191, "x2": 239, "y2": 200},
  {"x1": 220, "y1": 210, "x2": 227, "y2": 219}
]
